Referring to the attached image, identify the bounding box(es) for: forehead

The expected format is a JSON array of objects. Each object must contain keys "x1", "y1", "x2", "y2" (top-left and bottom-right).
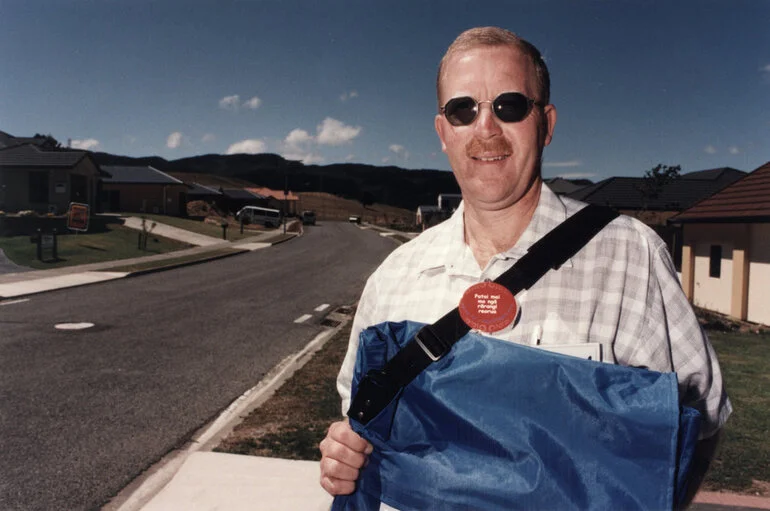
[{"x1": 439, "y1": 45, "x2": 537, "y2": 102}]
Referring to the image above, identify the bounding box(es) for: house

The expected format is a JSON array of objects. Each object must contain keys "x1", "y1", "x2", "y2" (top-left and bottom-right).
[
  {"x1": 219, "y1": 188, "x2": 267, "y2": 214},
  {"x1": 245, "y1": 187, "x2": 300, "y2": 216},
  {"x1": 416, "y1": 193, "x2": 463, "y2": 230},
  {"x1": 669, "y1": 161, "x2": 770, "y2": 326},
  {"x1": 567, "y1": 168, "x2": 746, "y2": 225},
  {"x1": 100, "y1": 165, "x2": 188, "y2": 215},
  {"x1": 0, "y1": 139, "x2": 101, "y2": 214}
]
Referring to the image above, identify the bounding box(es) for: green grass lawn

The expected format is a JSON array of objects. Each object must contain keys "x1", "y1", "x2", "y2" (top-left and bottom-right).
[
  {"x1": 138, "y1": 213, "x2": 271, "y2": 242},
  {"x1": 0, "y1": 224, "x2": 191, "y2": 270},
  {"x1": 703, "y1": 330, "x2": 770, "y2": 492}
]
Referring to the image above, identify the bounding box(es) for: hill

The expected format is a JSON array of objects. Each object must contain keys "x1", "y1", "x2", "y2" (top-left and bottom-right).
[{"x1": 92, "y1": 152, "x2": 460, "y2": 211}]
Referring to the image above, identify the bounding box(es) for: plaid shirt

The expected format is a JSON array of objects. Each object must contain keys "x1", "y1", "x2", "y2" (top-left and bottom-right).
[{"x1": 338, "y1": 183, "x2": 732, "y2": 438}]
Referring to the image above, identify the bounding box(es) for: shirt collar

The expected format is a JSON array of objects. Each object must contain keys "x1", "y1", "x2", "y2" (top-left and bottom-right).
[{"x1": 416, "y1": 182, "x2": 572, "y2": 274}]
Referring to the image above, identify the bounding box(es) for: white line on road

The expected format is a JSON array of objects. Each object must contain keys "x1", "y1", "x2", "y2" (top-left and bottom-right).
[
  {"x1": 314, "y1": 304, "x2": 330, "y2": 312},
  {"x1": 1, "y1": 298, "x2": 30, "y2": 306},
  {"x1": 293, "y1": 314, "x2": 313, "y2": 324}
]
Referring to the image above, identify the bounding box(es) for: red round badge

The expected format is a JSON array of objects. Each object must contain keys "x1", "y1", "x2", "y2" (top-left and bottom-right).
[{"x1": 458, "y1": 282, "x2": 518, "y2": 333}]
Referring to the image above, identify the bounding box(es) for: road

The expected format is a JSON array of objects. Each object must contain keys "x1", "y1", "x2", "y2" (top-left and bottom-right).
[{"x1": 0, "y1": 221, "x2": 396, "y2": 511}]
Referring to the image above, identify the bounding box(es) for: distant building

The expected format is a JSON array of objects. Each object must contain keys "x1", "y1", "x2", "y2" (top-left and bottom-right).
[
  {"x1": 100, "y1": 165, "x2": 188, "y2": 215},
  {"x1": 416, "y1": 193, "x2": 462, "y2": 230},
  {"x1": 670, "y1": 161, "x2": 770, "y2": 326},
  {"x1": 544, "y1": 177, "x2": 591, "y2": 195},
  {"x1": 0, "y1": 133, "x2": 101, "y2": 214},
  {"x1": 245, "y1": 187, "x2": 300, "y2": 216}
]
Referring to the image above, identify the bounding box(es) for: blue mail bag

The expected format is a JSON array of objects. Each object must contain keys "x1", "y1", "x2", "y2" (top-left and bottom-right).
[{"x1": 333, "y1": 320, "x2": 701, "y2": 511}]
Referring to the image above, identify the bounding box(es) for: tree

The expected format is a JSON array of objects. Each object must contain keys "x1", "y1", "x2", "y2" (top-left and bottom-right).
[{"x1": 637, "y1": 163, "x2": 681, "y2": 210}]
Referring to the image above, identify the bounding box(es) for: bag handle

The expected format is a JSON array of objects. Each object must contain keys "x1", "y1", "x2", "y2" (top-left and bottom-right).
[{"x1": 348, "y1": 204, "x2": 619, "y2": 425}]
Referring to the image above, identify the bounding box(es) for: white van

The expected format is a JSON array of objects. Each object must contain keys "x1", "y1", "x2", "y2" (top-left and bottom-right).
[{"x1": 236, "y1": 206, "x2": 282, "y2": 227}]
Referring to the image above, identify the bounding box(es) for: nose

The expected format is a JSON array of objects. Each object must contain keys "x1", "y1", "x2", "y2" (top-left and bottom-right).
[{"x1": 473, "y1": 100, "x2": 503, "y2": 138}]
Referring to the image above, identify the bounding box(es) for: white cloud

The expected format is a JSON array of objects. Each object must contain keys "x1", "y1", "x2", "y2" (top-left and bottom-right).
[
  {"x1": 226, "y1": 138, "x2": 266, "y2": 155},
  {"x1": 316, "y1": 117, "x2": 362, "y2": 146},
  {"x1": 345, "y1": 154, "x2": 356, "y2": 162},
  {"x1": 704, "y1": 145, "x2": 717, "y2": 154},
  {"x1": 382, "y1": 157, "x2": 390, "y2": 164},
  {"x1": 340, "y1": 90, "x2": 359, "y2": 101},
  {"x1": 71, "y1": 138, "x2": 100, "y2": 150},
  {"x1": 285, "y1": 128, "x2": 314, "y2": 147},
  {"x1": 543, "y1": 160, "x2": 581, "y2": 168},
  {"x1": 555, "y1": 172, "x2": 597, "y2": 179},
  {"x1": 201, "y1": 133, "x2": 216, "y2": 143},
  {"x1": 167, "y1": 132, "x2": 183, "y2": 149},
  {"x1": 729, "y1": 146, "x2": 740, "y2": 155},
  {"x1": 219, "y1": 94, "x2": 240, "y2": 111},
  {"x1": 243, "y1": 96, "x2": 262, "y2": 109},
  {"x1": 282, "y1": 152, "x2": 324, "y2": 165},
  {"x1": 760, "y1": 64, "x2": 770, "y2": 72},
  {"x1": 389, "y1": 144, "x2": 409, "y2": 159}
]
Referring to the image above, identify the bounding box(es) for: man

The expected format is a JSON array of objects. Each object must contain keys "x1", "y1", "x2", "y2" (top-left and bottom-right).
[{"x1": 320, "y1": 26, "x2": 731, "y2": 507}]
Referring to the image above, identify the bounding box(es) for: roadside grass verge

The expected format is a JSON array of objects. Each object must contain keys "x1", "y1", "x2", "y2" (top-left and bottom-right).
[
  {"x1": 214, "y1": 322, "x2": 350, "y2": 460},
  {"x1": 102, "y1": 246, "x2": 246, "y2": 273},
  {"x1": 0, "y1": 224, "x2": 190, "y2": 270},
  {"x1": 216, "y1": 317, "x2": 770, "y2": 495},
  {"x1": 138, "y1": 213, "x2": 271, "y2": 242}
]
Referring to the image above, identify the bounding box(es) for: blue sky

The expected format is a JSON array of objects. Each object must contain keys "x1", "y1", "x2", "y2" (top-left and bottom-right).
[{"x1": 1, "y1": 0, "x2": 768, "y2": 181}]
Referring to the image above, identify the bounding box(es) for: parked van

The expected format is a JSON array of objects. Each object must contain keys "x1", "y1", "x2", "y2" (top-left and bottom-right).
[{"x1": 236, "y1": 206, "x2": 282, "y2": 227}]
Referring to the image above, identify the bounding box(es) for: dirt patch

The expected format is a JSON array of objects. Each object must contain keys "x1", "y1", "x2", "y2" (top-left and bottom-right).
[{"x1": 695, "y1": 306, "x2": 769, "y2": 334}]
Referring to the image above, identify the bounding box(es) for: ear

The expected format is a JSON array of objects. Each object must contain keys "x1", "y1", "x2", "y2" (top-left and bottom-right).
[
  {"x1": 434, "y1": 114, "x2": 448, "y2": 153},
  {"x1": 542, "y1": 104, "x2": 557, "y2": 147}
]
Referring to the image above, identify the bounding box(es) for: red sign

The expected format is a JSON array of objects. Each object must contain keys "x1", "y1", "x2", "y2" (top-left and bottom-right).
[
  {"x1": 67, "y1": 202, "x2": 90, "y2": 232},
  {"x1": 458, "y1": 281, "x2": 518, "y2": 333}
]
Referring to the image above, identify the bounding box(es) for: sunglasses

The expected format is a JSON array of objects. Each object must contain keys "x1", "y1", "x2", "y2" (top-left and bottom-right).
[{"x1": 440, "y1": 92, "x2": 545, "y2": 127}]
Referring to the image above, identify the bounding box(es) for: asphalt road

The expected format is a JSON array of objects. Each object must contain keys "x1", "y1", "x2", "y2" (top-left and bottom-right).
[{"x1": 0, "y1": 221, "x2": 396, "y2": 511}]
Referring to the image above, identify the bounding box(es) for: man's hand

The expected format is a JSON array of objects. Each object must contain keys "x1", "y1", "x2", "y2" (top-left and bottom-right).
[{"x1": 319, "y1": 420, "x2": 373, "y2": 495}]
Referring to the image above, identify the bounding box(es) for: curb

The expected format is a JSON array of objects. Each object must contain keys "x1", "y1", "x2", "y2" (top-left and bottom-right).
[{"x1": 103, "y1": 309, "x2": 352, "y2": 511}]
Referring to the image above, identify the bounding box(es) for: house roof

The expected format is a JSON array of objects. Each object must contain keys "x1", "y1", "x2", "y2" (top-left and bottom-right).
[
  {"x1": 0, "y1": 143, "x2": 88, "y2": 167},
  {"x1": 671, "y1": 162, "x2": 770, "y2": 223},
  {"x1": 101, "y1": 165, "x2": 184, "y2": 185},
  {"x1": 221, "y1": 188, "x2": 265, "y2": 200},
  {"x1": 544, "y1": 177, "x2": 590, "y2": 195},
  {"x1": 187, "y1": 182, "x2": 224, "y2": 196},
  {"x1": 245, "y1": 187, "x2": 299, "y2": 201},
  {"x1": 566, "y1": 168, "x2": 746, "y2": 211}
]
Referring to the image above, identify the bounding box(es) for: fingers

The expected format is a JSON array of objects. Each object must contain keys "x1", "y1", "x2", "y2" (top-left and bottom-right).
[{"x1": 319, "y1": 420, "x2": 374, "y2": 496}]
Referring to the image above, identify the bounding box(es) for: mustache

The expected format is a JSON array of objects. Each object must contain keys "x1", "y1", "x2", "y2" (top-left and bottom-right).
[{"x1": 465, "y1": 137, "x2": 513, "y2": 158}]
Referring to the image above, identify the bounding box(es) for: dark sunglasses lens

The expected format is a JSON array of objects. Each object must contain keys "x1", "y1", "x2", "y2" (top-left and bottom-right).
[
  {"x1": 494, "y1": 93, "x2": 531, "y2": 122},
  {"x1": 445, "y1": 97, "x2": 477, "y2": 126}
]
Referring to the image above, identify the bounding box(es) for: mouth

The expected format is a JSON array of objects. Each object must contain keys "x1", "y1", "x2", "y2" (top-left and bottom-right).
[{"x1": 471, "y1": 154, "x2": 510, "y2": 162}]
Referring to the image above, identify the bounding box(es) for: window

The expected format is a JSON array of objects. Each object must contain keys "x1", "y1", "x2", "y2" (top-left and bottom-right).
[
  {"x1": 709, "y1": 245, "x2": 722, "y2": 278},
  {"x1": 28, "y1": 171, "x2": 49, "y2": 203}
]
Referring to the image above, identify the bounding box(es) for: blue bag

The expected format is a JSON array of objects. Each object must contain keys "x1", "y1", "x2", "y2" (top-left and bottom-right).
[{"x1": 333, "y1": 320, "x2": 701, "y2": 511}]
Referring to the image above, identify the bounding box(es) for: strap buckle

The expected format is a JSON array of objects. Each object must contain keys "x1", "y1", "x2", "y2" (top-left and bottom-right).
[{"x1": 414, "y1": 325, "x2": 451, "y2": 362}]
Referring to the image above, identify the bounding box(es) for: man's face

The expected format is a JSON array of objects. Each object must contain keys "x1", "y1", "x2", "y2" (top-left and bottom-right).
[{"x1": 435, "y1": 45, "x2": 557, "y2": 212}]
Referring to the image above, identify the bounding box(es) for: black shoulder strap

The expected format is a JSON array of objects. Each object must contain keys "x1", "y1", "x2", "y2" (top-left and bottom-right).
[{"x1": 348, "y1": 205, "x2": 619, "y2": 425}]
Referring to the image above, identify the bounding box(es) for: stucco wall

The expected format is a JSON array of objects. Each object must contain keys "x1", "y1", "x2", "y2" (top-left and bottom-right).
[
  {"x1": 687, "y1": 224, "x2": 736, "y2": 316},
  {"x1": 748, "y1": 223, "x2": 770, "y2": 325}
]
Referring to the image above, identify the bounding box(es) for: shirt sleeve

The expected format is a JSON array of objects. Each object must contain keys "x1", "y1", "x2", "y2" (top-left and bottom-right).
[
  {"x1": 336, "y1": 273, "x2": 379, "y2": 416},
  {"x1": 624, "y1": 242, "x2": 732, "y2": 438}
]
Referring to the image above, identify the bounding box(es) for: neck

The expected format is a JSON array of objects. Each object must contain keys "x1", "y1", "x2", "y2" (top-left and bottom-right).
[{"x1": 463, "y1": 184, "x2": 542, "y2": 270}]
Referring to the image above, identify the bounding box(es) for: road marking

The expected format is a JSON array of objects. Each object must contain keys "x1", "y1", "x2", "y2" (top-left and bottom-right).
[
  {"x1": 293, "y1": 314, "x2": 313, "y2": 324},
  {"x1": 315, "y1": 304, "x2": 330, "y2": 312},
  {"x1": 1, "y1": 298, "x2": 30, "y2": 306},
  {"x1": 55, "y1": 322, "x2": 95, "y2": 330}
]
